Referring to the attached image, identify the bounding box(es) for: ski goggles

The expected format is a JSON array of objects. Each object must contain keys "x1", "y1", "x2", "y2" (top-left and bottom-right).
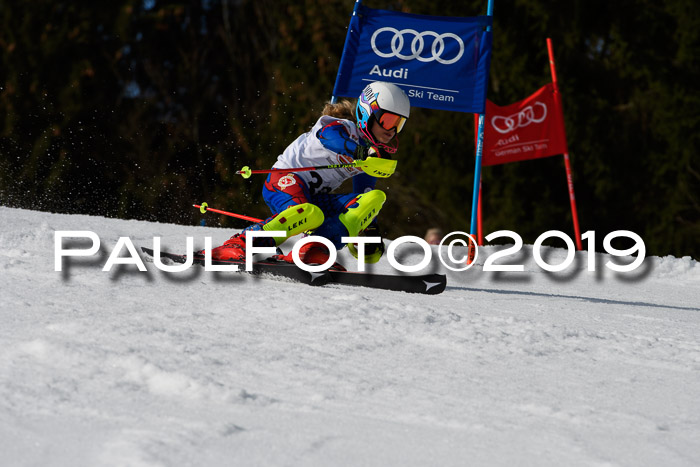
[{"x1": 375, "y1": 110, "x2": 407, "y2": 133}]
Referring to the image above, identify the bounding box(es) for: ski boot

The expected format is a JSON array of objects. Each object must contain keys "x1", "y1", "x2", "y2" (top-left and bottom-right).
[
  {"x1": 260, "y1": 202, "x2": 325, "y2": 245},
  {"x1": 347, "y1": 223, "x2": 385, "y2": 264},
  {"x1": 339, "y1": 190, "x2": 386, "y2": 264},
  {"x1": 271, "y1": 240, "x2": 347, "y2": 271},
  {"x1": 204, "y1": 203, "x2": 325, "y2": 261},
  {"x1": 338, "y1": 190, "x2": 386, "y2": 237}
]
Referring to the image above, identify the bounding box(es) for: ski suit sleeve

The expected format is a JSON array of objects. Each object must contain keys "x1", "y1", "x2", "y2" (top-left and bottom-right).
[
  {"x1": 316, "y1": 120, "x2": 376, "y2": 192},
  {"x1": 315, "y1": 121, "x2": 362, "y2": 159}
]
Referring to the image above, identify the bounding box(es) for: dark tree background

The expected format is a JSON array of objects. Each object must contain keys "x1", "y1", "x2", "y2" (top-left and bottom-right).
[{"x1": 1, "y1": 0, "x2": 698, "y2": 259}]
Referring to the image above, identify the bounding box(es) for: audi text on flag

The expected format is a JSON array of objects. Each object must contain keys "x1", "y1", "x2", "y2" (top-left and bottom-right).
[
  {"x1": 333, "y1": 6, "x2": 493, "y2": 113},
  {"x1": 481, "y1": 83, "x2": 568, "y2": 166}
]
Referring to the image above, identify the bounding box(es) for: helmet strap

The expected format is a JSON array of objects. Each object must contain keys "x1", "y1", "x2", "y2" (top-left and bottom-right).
[{"x1": 377, "y1": 136, "x2": 398, "y2": 154}]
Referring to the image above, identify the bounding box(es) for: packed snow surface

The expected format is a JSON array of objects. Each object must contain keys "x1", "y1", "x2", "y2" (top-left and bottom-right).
[{"x1": 1, "y1": 206, "x2": 699, "y2": 466}]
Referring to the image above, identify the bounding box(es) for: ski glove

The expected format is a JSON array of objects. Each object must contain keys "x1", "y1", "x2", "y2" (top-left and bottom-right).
[
  {"x1": 354, "y1": 144, "x2": 396, "y2": 178},
  {"x1": 354, "y1": 144, "x2": 392, "y2": 161},
  {"x1": 354, "y1": 144, "x2": 375, "y2": 160}
]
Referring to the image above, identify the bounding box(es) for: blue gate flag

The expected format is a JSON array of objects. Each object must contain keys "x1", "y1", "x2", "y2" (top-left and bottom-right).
[{"x1": 332, "y1": 5, "x2": 493, "y2": 113}]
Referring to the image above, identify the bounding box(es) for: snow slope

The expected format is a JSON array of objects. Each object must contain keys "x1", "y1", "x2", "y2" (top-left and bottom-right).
[{"x1": 1, "y1": 205, "x2": 699, "y2": 466}]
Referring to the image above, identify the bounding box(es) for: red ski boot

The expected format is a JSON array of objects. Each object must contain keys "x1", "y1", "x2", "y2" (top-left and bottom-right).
[
  {"x1": 203, "y1": 233, "x2": 247, "y2": 261},
  {"x1": 272, "y1": 241, "x2": 346, "y2": 271}
]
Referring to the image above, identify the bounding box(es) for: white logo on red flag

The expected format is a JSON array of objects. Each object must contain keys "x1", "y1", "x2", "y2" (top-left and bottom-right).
[
  {"x1": 491, "y1": 101, "x2": 547, "y2": 134},
  {"x1": 481, "y1": 83, "x2": 567, "y2": 166}
]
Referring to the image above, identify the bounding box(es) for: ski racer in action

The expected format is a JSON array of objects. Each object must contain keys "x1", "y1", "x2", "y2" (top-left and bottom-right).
[{"x1": 206, "y1": 81, "x2": 411, "y2": 267}]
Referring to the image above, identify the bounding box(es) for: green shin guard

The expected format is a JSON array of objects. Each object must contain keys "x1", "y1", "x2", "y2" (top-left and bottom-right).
[
  {"x1": 339, "y1": 190, "x2": 387, "y2": 238},
  {"x1": 262, "y1": 203, "x2": 325, "y2": 246}
]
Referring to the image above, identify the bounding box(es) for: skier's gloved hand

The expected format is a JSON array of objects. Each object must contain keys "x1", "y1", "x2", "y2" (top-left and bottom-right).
[
  {"x1": 347, "y1": 224, "x2": 385, "y2": 264},
  {"x1": 354, "y1": 144, "x2": 379, "y2": 161},
  {"x1": 354, "y1": 143, "x2": 396, "y2": 178}
]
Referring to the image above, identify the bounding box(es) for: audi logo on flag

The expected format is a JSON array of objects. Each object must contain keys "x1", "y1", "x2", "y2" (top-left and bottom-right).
[
  {"x1": 370, "y1": 27, "x2": 465, "y2": 65},
  {"x1": 491, "y1": 102, "x2": 548, "y2": 134}
]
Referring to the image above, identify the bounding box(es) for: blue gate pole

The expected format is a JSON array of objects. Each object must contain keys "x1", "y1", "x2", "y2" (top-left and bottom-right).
[
  {"x1": 469, "y1": 0, "x2": 494, "y2": 254},
  {"x1": 331, "y1": 0, "x2": 363, "y2": 104}
]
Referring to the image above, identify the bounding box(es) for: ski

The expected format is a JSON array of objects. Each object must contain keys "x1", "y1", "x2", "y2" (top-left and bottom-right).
[
  {"x1": 140, "y1": 247, "x2": 331, "y2": 286},
  {"x1": 140, "y1": 247, "x2": 447, "y2": 294},
  {"x1": 327, "y1": 269, "x2": 447, "y2": 295}
]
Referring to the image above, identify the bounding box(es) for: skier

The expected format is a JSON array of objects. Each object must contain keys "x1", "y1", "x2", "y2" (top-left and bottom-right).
[{"x1": 207, "y1": 81, "x2": 411, "y2": 267}]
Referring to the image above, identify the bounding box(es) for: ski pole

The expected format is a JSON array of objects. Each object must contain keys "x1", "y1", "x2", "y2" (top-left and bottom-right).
[
  {"x1": 237, "y1": 157, "x2": 397, "y2": 179},
  {"x1": 236, "y1": 163, "x2": 357, "y2": 179},
  {"x1": 194, "y1": 202, "x2": 262, "y2": 223}
]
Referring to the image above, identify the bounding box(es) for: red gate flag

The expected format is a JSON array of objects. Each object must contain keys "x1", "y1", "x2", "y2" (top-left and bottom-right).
[{"x1": 481, "y1": 83, "x2": 567, "y2": 166}]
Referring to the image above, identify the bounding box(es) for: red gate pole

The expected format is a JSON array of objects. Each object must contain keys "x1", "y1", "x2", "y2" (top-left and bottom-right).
[{"x1": 547, "y1": 38, "x2": 583, "y2": 250}]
